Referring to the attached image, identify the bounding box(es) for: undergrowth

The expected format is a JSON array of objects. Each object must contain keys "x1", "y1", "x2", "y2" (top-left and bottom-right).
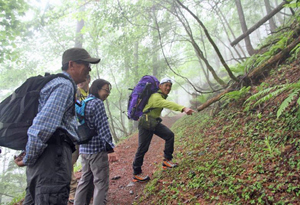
[
  {"x1": 139, "y1": 94, "x2": 300, "y2": 204},
  {"x1": 138, "y1": 14, "x2": 300, "y2": 204}
]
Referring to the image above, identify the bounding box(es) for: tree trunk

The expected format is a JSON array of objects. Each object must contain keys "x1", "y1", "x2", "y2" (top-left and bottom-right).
[
  {"x1": 234, "y1": 0, "x2": 255, "y2": 56},
  {"x1": 173, "y1": 3, "x2": 227, "y2": 87},
  {"x1": 152, "y1": 7, "x2": 159, "y2": 78},
  {"x1": 106, "y1": 100, "x2": 119, "y2": 143},
  {"x1": 198, "y1": 30, "x2": 300, "y2": 112},
  {"x1": 133, "y1": 41, "x2": 139, "y2": 83},
  {"x1": 197, "y1": 89, "x2": 232, "y2": 111},
  {"x1": 218, "y1": 5, "x2": 247, "y2": 58},
  {"x1": 132, "y1": 41, "x2": 139, "y2": 131},
  {"x1": 214, "y1": 5, "x2": 245, "y2": 62},
  {"x1": 74, "y1": 19, "x2": 84, "y2": 48},
  {"x1": 176, "y1": 0, "x2": 239, "y2": 83},
  {"x1": 274, "y1": 0, "x2": 284, "y2": 25},
  {"x1": 264, "y1": 0, "x2": 277, "y2": 32},
  {"x1": 248, "y1": 35, "x2": 300, "y2": 79},
  {"x1": 74, "y1": 3, "x2": 85, "y2": 48},
  {"x1": 231, "y1": 0, "x2": 290, "y2": 46}
]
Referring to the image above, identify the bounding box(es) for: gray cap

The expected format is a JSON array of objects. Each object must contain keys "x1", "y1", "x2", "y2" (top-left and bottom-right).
[{"x1": 62, "y1": 48, "x2": 100, "y2": 65}]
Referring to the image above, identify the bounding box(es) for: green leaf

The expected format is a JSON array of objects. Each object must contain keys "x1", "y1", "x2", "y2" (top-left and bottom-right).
[{"x1": 277, "y1": 89, "x2": 300, "y2": 118}]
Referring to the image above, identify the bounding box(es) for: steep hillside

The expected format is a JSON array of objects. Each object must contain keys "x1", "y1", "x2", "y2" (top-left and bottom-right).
[{"x1": 136, "y1": 29, "x2": 300, "y2": 204}]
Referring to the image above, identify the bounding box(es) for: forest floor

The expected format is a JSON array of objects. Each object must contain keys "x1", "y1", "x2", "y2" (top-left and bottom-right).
[{"x1": 70, "y1": 114, "x2": 184, "y2": 205}]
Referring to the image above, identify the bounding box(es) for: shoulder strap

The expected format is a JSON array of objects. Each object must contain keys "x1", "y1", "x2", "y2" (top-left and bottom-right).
[
  {"x1": 83, "y1": 96, "x2": 96, "y2": 103},
  {"x1": 77, "y1": 96, "x2": 96, "y2": 123},
  {"x1": 51, "y1": 73, "x2": 77, "y2": 116}
]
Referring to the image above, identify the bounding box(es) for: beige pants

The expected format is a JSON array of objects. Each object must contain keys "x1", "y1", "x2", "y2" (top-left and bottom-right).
[
  {"x1": 74, "y1": 152, "x2": 109, "y2": 205},
  {"x1": 69, "y1": 145, "x2": 79, "y2": 199}
]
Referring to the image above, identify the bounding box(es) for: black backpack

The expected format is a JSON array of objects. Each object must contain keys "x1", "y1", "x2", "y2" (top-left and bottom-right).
[{"x1": 0, "y1": 73, "x2": 75, "y2": 150}]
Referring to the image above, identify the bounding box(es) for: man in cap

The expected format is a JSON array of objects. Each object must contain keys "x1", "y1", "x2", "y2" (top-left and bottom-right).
[
  {"x1": 132, "y1": 77, "x2": 195, "y2": 182},
  {"x1": 14, "y1": 48, "x2": 100, "y2": 204}
]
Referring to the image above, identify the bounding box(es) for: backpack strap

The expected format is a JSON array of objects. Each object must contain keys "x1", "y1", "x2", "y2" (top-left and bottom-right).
[
  {"x1": 143, "y1": 91, "x2": 165, "y2": 115},
  {"x1": 143, "y1": 107, "x2": 157, "y2": 114},
  {"x1": 43, "y1": 73, "x2": 77, "y2": 116},
  {"x1": 76, "y1": 96, "x2": 96, "y2": 123}
]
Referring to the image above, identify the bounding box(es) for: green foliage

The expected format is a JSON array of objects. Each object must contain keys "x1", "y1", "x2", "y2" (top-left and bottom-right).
[
  {"x1": 139, "y1": 93, "x2": 300, "y2": 204},
  {"x1": 222, "y1": 86, "x2": 251, "y2": 104},
  {"x1": 277, "y1": 88, "x2": 300, "y2": 118},
  {"x1": 290, "y1": 42, "x2": 300, "y2": 60},
  {"x1": 254, "y1": 31, "x2": 293, "y2": 67},
  {"x1": 74, "y1": 161, "x2": 82, "y2": 173},
  {"x1": 0, "y1": 0, "x2": 30, "y2": 62},
  {"x1": 285, "y1": 0, "x2": 300, "y2": 9},
  {"x1": 0, "y1": 155, "x2": 26, "y2": 204},
  {"x1": 7, "y1": 191, "x2": 26, "y2": 205},
  {"x1": 229, "y1": 63, "x2": 246, "y2": 76},
  {"x1": 244, "y1": 81, "x2": 300, "y2": 118}
]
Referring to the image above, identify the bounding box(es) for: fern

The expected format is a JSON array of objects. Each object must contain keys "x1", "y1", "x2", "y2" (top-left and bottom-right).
[
  {"x1": 290, "y1": 43, "x2": 300, "y2": 59},
  {"x1": 244, "y1": 85, "x2": 284, "y2": 106},
  {"x1": 269, "y1": 36, "x2": 288, "y2": 54},
  {"x1": 277, "y1": 88, "x2": 300, "y2": 118},
  {"x1": 223, "y1": 86, "x2": 250, "y2": 101},
  {"x1": 244, "y1": 80, "x2": 300, "y2": 118}
]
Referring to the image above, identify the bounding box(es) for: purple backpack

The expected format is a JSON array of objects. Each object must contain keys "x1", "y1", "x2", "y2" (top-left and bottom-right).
[{"x1": 127, "y1": 75, "x2": 160, "y2": 121}]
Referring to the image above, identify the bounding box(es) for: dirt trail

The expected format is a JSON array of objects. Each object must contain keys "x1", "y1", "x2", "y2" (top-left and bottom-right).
[{"x1": 106, "y1": 114, "x2": 182, "y2": 205}]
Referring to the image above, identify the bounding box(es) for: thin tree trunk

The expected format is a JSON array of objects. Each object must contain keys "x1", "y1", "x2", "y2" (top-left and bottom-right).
[
  {"x1": 105, "y1": 100, "x2": 119, "y2": 143},
  {"x1": 132, "y1": 41, "x2": 139, "y2": 131},
  {"x1": 75, "y1": 19, "x2": 84, "y2": 48},
  {"x1": 231, "y1": 0, "x2": 290, "y2": 46},
  {"x1": 218, "y1": 6, "x2": 247, "y2": 58},
  {"x1": 234, "y1": 0, "x2": 255, "y2": 56},
  {"x1": 214, "y1": 5, "x2": 245, "y2": 62},
  {"x1": 152, "y1": 6, "x2": 159, "y2": 78},
  {"x1": 175, "y1": 9, "x2": 226, "y2": 87},
  {"x1": 176, "y1": 0, "x2": 238, "y2": 83},
  {"x1": 74, "y1": 3, "x2": 85, "y2": 48},
  {"x1": 197, "y1": 89, "x2": 232, "y2": 111},
  {"x1": 274, "y1": 0, "x2": 284, "y2": 25},
  {"x1": 198, "y1": 31, "x2": 300, "y2": 112},
  {"x1": 264, "y1": 0, "x2": 277, "y2": 32}
]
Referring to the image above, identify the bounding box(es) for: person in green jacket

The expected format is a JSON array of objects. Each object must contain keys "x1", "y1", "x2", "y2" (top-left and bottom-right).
[{"x1": 132, "y1": 77, "x2": 195, "y2": 182}]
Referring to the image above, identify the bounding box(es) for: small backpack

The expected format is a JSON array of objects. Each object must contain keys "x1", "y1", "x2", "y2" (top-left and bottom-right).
[
  {"x1": 75, "y1": 96, "x2": 97, "y2": 144},
  {"x1": 127, "y1": 75, "x2": 160, "y2": 121},
  {"x1": 0, "y1": 73, "x2": 75, "y2": 150}
]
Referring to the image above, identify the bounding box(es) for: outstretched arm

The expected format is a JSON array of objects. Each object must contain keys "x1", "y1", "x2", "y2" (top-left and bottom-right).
[{"x1": 182, "y1": 107, "x2": 195, "y2": 115}]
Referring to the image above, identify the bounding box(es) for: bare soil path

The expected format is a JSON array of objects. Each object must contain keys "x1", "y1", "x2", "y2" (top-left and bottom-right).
[{"x1": 107, "y1": 115, "x2": 182, "y2": 205}]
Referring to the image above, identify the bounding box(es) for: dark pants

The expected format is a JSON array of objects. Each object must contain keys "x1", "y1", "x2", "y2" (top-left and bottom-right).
[
  {"x1": 23, "y1": 131, "x2": 73, "y2": 205},
  {"x1": 133, "y1": 122, "x2": 174, "y2": 175}
]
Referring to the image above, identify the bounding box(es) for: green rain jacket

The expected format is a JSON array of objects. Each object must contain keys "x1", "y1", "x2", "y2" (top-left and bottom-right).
[{"x1": 143, "y1": 90, "x2": 185, "y2": 119}]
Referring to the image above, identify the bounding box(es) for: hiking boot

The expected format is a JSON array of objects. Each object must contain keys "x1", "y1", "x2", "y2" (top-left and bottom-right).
[
  {"x1": 132, "y1": 173, "x2": 150, "y2": 182},
  {"x1": 162, "y1": 159, "x2": 178, "y2": 169}
]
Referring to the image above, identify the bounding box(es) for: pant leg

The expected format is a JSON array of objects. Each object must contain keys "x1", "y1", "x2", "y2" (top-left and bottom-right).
[
  {"x1": 154, "y1": 123, "x2": 175, "y2": 160},
  {"x1": 24, "y1": 139, "x2": 72, "y2": 205},
  {"x1": 132, "y1": 124, "x2": 154, "y2": 175},
  {"x1": 23, "y1": 187, "x2": 34, "y2": 205},
  {"x1": 69, "y1": 145, "x2": 79, "y2": 199},
  {"x1": 90, "y1": 152, "x2": 109, "y2": 205},
  {"x1": 69, "y1": 169, "x2": 77, "y2": 199},
  {"x1": 74, "y1": 154, "x2": 94, "y2": 205},
  {"x1": 86, "y1": 176, "x2": 94, "y2": 205}
]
